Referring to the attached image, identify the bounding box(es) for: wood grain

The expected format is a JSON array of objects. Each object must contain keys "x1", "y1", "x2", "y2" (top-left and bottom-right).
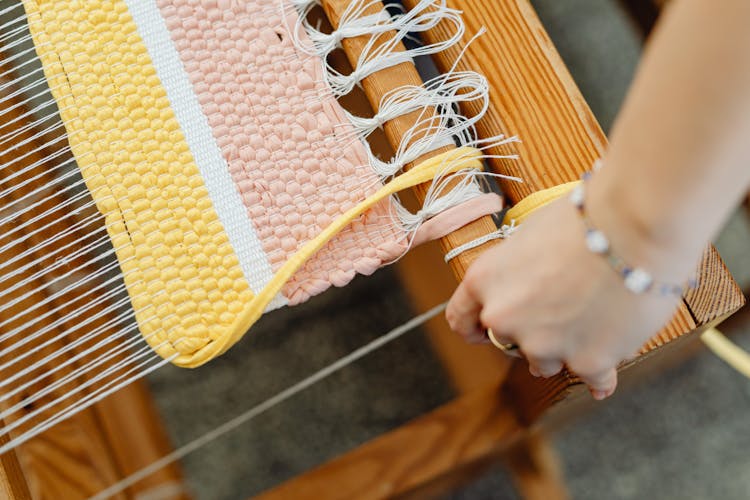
[
  {"x1": 401, "y1": 0, "x2": 607, "y2": 201},
  {"x1": 0, "y1": 431, "x2": 31, "y2": 500},
  {"x1": 685, "y1": 246, "x2": 746, "y2": 325}
]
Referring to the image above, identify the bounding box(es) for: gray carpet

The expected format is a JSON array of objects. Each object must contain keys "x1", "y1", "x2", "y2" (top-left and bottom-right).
[{"x1": 146, "y1": 1, "x2": 750, "y2": 498}]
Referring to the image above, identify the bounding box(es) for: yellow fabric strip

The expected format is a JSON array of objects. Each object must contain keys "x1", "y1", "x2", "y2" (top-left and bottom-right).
[
  {"x1": 701, "y1": 328, "x2": 750, "y2": 378},
  {"x1": 502, "y1": 180, "x2": 580, "y2": 225},
  {"x1": 23, "y1": 0, "x2": 253, "y2": 363}
]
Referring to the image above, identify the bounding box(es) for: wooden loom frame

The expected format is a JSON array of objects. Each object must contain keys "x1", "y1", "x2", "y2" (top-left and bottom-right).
[{"x1": 0, "y1": 0, "x2": 745, "y2": 498}]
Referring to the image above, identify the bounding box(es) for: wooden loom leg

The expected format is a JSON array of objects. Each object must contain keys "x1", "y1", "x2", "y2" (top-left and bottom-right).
[
  {"x1": 274, "y1": 0, "x2": 571, "y2": 497},
  {"x1": 0, "y1": 433, "x2": 31, "y2": 500},
  {"x1": 395, "y1": 241, "x2": 510, "y2": 394},
  {"x1": 396, "y1": 239, "x2": 571, "y2": 497}
]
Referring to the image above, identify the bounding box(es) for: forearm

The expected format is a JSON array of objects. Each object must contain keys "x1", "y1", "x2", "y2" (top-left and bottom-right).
[{"x1": 588, "y1": 0, "x2": 750, "y2": 279}]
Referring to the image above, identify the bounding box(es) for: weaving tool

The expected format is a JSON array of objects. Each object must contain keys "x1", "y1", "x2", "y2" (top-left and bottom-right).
[{"x1": 0, "y1": 0, "x2": 744, "y2": 497}]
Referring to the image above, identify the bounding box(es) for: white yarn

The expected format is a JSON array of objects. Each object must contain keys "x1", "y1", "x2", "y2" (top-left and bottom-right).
[
  {"x1": 444, "y1": 222, "x2": 517, "y2": 262},
  {"x1": 289, "y1": 0, "x2": 524, "y2": 241},
  {"x1": 322, "y1": 5, "x2": 465, "y2": 96}
]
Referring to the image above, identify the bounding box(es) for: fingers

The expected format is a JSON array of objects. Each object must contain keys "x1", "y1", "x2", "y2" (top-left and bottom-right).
[
  {"x1": 445, "y1": 280, "x2": 485, "y2": 344},
  {"x1": 526, "y1": 354, "x2": 617, "y2": 399}
]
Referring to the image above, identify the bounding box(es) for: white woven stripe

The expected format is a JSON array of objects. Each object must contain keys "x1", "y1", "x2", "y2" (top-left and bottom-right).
[{"x1": 124, "y1": 0, "x2": 286, "y2": 310}]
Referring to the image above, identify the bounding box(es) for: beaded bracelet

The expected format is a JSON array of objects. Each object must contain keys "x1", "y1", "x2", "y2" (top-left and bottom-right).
[{"x1": 569, "y1": 175, "x2": 697, "y2": 296}]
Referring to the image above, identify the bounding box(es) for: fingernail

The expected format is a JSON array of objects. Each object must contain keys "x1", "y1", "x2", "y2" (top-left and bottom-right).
[
  {"x1": 529, "y1": 366, "x2": 540, "y2": 377},
  {"x1": 592, "y1": 390, "x2": 608, "y2": 401}
]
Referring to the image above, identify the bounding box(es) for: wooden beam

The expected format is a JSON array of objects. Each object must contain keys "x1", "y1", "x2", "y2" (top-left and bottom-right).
[
  {"x1": 321, "y1": 0, "x2": 502, "y2": 282},
  {"x1": 0, "y1": 432, "x2": 31, "y2": 500},
  {"x1": 684, "y1": 246, "x2": 746, "y2": 325},
  {"x1": 256, "y1": 382, "x2": 524, "y2": 500}
]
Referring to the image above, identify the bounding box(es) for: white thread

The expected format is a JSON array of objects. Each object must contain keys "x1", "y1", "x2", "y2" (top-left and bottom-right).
[
  {"x1": 0, "y1": 321, "x2": 157, "y2": 421},
  {"x1": 0, "y1": 150, "x2": 76, "y2": 209},
  {"x1": 0, "y1": 275, "x2": 130, "y2": 350},
  {"x1": 321, "y1": 4, "x2": 465, "y2": 97},
  {"x1": 0, "y1": 311, "x2": 145, "y2": 401},
  {"x1": 0, "y1": 340, "x2": 164, "y2": 437},
  {"x1": 0, "y1": 167, "x2": 83, "y2": 225},
  {"x1": 286, "y1": 0, "x2": 526, "y2": 270},
  {"x1": 0, "y1": 349, "x2": 175, "y2": 454},
  {"x1": 0, "y1": 210, "x2": 102, "y2": 273},
  {"x1": 444, "y1": 222, "x2": 517, "y2": 262},
  {"x1": 87, "y1": 302, "x2": 447, "y2": 500},
  {"x1": 0, "y1": 257, "x2": 126, "y2": 336}
]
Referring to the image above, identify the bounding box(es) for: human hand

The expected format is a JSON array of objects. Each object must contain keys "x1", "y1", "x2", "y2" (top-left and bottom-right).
[{"x1": 445, "y1": 197, "x2": 682, "y2": 400}]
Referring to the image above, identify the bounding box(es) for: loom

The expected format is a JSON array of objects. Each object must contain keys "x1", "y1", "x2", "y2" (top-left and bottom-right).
[{"x1": 0, "y1": 0, "x2": 744, "y2": 497}]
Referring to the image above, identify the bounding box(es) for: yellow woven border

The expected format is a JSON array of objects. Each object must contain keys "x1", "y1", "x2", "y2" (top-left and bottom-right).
[{"x1": 23, "y1": 0, "x2": 253, "y2": 365}]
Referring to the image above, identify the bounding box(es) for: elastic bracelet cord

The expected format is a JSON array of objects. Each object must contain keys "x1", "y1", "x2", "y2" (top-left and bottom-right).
[{"x1": 569, "y1": 170, "x2": 697, "y2": 296}]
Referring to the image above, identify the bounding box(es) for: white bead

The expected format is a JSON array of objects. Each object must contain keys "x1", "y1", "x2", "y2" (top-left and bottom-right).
[
  {"x1": 624, "y1": 268, "x2": 653, "y2": 294},
  {"x1": 569, "y1": 184, "x2": 585, "y2": 207},
  {"x1": 585, "y1": 229, "x2": 609, "y2": 254}
]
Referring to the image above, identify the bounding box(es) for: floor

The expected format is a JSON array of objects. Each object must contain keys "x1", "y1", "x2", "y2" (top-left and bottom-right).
[{"x1": 146, "y1": 1, "x2": 750, "y2": 499}]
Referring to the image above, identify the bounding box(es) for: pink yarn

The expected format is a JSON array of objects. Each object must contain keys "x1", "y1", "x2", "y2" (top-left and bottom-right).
[
  {"x1": 410, "y1": 193, "x2": 503, "y2": 247},
  {"x1": 157, "y1": 0, "x2": 407, "y2": 304}
]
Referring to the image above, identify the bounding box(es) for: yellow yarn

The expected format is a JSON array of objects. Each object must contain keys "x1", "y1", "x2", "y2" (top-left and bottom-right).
[
  {"x1": 24, "y1": 0, "x2": 253, "y2": 363},
  {"x1": 502, "y1": 181, "x2": 580, "y2": 225}
]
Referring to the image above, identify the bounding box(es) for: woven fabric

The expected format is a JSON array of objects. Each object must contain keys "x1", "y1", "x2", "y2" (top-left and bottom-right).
[
  {"x1": 22, "y1": 0, "x2": 491, "y2": 366},
  {"x1": 22, "y1": 0, "x2": 255, "y2": 364},
  {"x1": 157, "y1": 0, "x2": 407, "y2": 305},
  {"x1": 22, "y1": 0, "x2": 410, "y2": 366}
]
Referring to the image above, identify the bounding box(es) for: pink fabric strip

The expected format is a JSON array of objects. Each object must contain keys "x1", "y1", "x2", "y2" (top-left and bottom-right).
[{"x1": 410, "y1": 193, "x2": 504, "y2": 247}]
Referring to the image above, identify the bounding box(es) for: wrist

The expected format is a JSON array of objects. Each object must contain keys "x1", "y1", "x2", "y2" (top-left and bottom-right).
[{"x1": 585, "y1": 170, "x2": 700, "y2": 284}]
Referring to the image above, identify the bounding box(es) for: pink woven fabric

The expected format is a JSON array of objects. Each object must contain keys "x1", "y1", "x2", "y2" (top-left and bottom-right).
[{"x1": 158, "y1": 0, "x2": 407, "y2": 304}]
